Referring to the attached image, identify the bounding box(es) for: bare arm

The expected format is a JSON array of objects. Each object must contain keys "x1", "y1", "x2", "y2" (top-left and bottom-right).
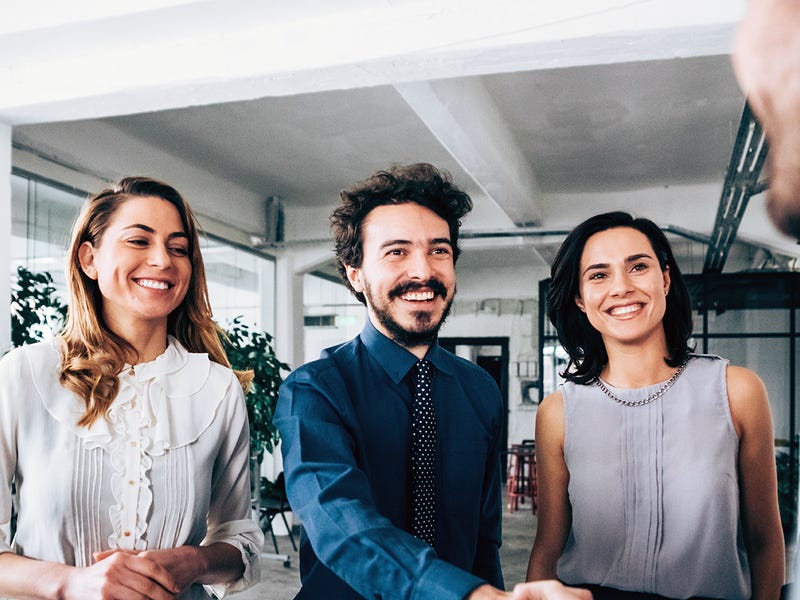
[
  {"x1": 0, "y1": 551, "x2": 178, "y2": 600},
  {"x1": 726, "y1": 366, "x2": 785, "y2": 600},
  {"x1": 526, "y1": 392, "x2": 571, "y2": 581},
  {"x1": 733, "y1": 0, "x2": 800, "y2": 237}
]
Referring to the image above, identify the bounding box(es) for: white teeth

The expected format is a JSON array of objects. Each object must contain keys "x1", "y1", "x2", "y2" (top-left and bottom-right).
[
  {"x1": 402, "y1": 290, "x2": 434, "y2": 301},
  {"x1": 609, "y1": 304, "x2": 640, "y2": 316},
  {"x1": 136, "y1": 279, "x2": 170, "y2": 290}
]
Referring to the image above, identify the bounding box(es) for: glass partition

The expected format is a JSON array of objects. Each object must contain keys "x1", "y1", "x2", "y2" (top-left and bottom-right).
[{"x1": 10, "y1": 171, "x2": 275, "y2": 340}]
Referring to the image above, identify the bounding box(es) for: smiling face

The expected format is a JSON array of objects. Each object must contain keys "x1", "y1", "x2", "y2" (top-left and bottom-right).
[
  {"x1": 575, "y1": 226, "x2": 671, "y2": 350},
  {"x1": 346, "y1": 202, "x2": 456, "y2": 354},
  {"x1": 77, "y1": 195, "x2": 192, "y2": 340}
]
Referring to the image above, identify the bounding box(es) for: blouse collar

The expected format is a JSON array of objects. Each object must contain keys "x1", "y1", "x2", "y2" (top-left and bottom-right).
[{"x1": 39, "y1": 336, "x2": 227, "y2": 454}]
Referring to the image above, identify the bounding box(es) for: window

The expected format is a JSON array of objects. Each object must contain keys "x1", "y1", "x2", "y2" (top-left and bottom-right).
[{"x1": 10, "y1": 172, "x2": 275, "y2": 340}]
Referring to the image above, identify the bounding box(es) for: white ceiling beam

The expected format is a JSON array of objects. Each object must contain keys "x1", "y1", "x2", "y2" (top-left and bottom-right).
[
  {"x1": 0, "y1": 0, "x2": 745, "y2": 125},
  {"x1": 13, "y1": 121, "x2": 267, "y2": 243},
  {"x1": 396, "y1": 78, "x2": 541, "y2": 226}
]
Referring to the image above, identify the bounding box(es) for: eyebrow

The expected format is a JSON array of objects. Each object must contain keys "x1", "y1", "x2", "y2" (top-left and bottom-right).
[
  {"x1": 582, "y1": 253, "x2": 653, "y2": 275},
  {"x1": 378, "y1": 237, "x2": 453, "y2": 250},
  {"x1": 122, "y1": 224, "x2": 188, "y2": 239}
]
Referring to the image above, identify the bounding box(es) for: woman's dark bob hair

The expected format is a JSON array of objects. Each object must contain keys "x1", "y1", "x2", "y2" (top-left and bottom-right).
[{"x1": 548, "y1": 211, "x2": 693, "y2": 384}]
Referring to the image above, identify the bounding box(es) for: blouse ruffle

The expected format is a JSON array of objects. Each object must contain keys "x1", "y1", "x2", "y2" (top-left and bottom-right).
[
  {"x1": 37, "y1": 336, "x2": 227, "y2": 454},
  {"x1": 36, "y1": 337, "x2": 231, "y2": 554}
]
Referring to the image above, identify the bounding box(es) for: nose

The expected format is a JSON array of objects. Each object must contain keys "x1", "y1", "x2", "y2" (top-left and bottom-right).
[
  {"x1": 609, "y1": 270, "x2": 633, "y2": 296},
  {"x1": 147, "y1": 242, "x2": 172, "y2": 268},
  {"x1": 406, "y1": 249, "x2": 434, "y2": 280}
]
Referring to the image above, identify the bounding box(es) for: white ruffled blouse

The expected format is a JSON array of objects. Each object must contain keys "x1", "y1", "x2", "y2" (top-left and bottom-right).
[{"x1": 0, "y1": 337, "x2": 263, "y2": 598}]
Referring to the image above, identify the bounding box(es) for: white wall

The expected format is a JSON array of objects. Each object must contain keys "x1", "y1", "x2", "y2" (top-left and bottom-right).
[
  {"x1": 442, "y1": 260, "x2": 548, "y2": 445},
  {"x1": 0, "y1": 123, "x2": 11, "y2": 352}
]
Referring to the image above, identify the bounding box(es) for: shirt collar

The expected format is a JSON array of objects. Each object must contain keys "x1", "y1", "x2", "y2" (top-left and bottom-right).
[{"x1": 359, "y1": 318, "x2": 454, "y2": 384}]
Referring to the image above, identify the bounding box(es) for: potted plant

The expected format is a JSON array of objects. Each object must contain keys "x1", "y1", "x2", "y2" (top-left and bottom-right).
[
  {"x1": 10, "y1": 265, "x2": 67, "y2": 348},
  {"x1": 220, "y1": 315, "x2": 290, "y2": 466}
]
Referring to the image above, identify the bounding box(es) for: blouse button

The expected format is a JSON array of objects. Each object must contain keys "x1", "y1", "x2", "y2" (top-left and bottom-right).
[
  {"x1": 128, "y1": 480, "x2": 135, "y2": 486},
  {"x1": 130, "y1": 441, "x2": 137, "y2": 448},
  {"x1": 123, "y1": 530, "x2": 131, "y2": 537}
]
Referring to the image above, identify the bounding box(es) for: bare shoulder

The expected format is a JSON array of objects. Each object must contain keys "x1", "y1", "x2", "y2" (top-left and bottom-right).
[
  {"x1": 725, "y1": 365, "x2": 771, "y2": 436},
  {"x1": 537, "y1": 390, "x2": 564, "y2": 422},
  {"x1": 536, "y1": 390, "x2": 565, "y2": 443}
]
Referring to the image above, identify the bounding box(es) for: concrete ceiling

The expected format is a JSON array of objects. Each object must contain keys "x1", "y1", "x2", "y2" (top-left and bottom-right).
[{"x1": 4, "y1": 0, "x2": 798, "y2": 282}]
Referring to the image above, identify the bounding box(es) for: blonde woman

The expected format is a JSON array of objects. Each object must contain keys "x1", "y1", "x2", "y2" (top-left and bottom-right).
[{"x1": 0, "y1": 177, "x2": 262, "y2": 599}]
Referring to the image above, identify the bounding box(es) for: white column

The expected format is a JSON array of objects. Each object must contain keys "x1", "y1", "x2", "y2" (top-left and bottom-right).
[
  {"x1": 269, "y1": 253, "x2": 304, "y2": 524},
  {"x1": 0, "y1": 123, "x2": 11, "y2": 353},
  {"x1": 274, "y1": 254, "x2": 305, "y2": 371}
]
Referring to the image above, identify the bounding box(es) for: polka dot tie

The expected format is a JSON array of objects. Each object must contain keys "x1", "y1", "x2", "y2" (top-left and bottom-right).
[{"x1": 411, "y1": 359, "x2": 436, "y2": 546}]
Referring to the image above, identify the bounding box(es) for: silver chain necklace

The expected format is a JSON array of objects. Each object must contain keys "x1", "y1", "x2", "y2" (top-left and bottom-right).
[{"x1": 595, "y1": 361, "x2": 688, "y2": 407}]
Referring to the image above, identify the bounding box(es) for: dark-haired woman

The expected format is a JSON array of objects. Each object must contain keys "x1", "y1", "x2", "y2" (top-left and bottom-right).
[
  {"x1": 526, "y1": 212, "x2": 783, "y2": 599},
  {"x1": 0, "y1": 178, "x2": 262, "y2": 598}
]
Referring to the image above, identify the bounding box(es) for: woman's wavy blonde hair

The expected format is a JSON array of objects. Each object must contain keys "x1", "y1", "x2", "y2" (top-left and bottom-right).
[{"x1": 60, "y1": 177, "x2": 251, "y2": 427}]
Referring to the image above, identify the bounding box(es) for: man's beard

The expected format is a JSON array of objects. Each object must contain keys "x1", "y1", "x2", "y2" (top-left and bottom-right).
[{"x1": 365, "y1": 278, "x2": 454, "y2": 349}]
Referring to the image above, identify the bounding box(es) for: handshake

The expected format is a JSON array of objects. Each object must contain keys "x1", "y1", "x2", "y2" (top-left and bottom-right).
[{"x1": 470, "y1": 581, "x2": 592, "y2": 599}]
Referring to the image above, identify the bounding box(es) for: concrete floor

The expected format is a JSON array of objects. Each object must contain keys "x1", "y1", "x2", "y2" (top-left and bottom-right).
[{"x1": 235, "y1": 491, "x2": 538, "y2": 599}]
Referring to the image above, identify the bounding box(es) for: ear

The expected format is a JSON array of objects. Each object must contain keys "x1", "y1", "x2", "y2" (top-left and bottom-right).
[
  {"x1": 77, "y1": 241, "x2": 99, "y2": 280},
  {"x1": 663, "y1": 265, "x2": 671, "y2": 295},
  {"x1": 345, "y1": 264, "x2": 364, "y2": 294},
  {"x1": 575, "y1": 294, "x2": 585, "y2": 312}
]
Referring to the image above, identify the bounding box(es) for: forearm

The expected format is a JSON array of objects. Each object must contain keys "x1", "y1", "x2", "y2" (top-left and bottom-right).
[
  {"x1": 192, "y1": 542, "x2": 245, "y2": 585},
  {"x1": 748, "y1": 538, "x2": 785, "y2": 600},
  {"x1": 526, "y1": 547, "x2": 558, "y2": 582},
  {"x1": 0, "y1": 552, "x2": 72, "y2": 600}
]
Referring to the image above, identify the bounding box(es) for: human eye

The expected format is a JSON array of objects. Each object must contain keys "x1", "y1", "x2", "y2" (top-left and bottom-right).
[
  {"x1": 587, "y1": 271, "x2": 606, "y2": 281},
  {"x1": 126, "y1": 237, "x2": 149, "y2": 247},
  {"x1": 169, "y1": 245, "x2": 189, "y2": 257},
  {"x1": 384, "y1": 247, "x2": 405, "y2": 257},
  {"x1": 631, "y1": 261, "x2": 649, "y2": 272},
  {"x1": 431, "y1": 245, "x2": 451, "y2": 256}
]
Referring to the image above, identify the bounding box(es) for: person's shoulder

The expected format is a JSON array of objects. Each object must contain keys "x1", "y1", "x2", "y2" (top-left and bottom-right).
[
  {"x1": 320, "y1": 335, "x2": 361, "y2": 362},
  {"x1": 688, "y1": 352, "x2": 727, "y2": 364},
  {"x1": 439, "y1": 348, "x2": 493, "y2": 381},
  {"x1": 0, "y1": 338, "x2": 60, "y2": 372},
  {"x1": 439, "y1": 346, "x2": 489, "y2": 376},
  {"x1": 725, "y1": 363, "x2": 765, "y2": 395},
  {"x1": 283, "y1": 338, "x2": 359, "y2": 387},
  {"x1": 538, "y1": 390, "x2": 563, "y2": 418}
]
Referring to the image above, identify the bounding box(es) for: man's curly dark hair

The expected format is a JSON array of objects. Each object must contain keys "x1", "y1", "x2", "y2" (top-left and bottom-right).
[{"x1": 330, "y1": 163, "x2": 473, "y2": 304}]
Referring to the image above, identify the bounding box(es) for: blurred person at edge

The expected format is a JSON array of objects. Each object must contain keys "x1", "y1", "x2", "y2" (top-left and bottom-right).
[
  {"x1": 734, "y1": 2, "x2": 800, "y2": 598},
  {"x1": 733, "y1": 0, "x2": 800, "y2": 240}
]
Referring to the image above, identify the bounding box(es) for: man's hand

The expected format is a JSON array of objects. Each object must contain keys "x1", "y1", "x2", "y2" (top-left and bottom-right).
[
  {"x1": 467, "y1": 581, "x2": 592, "y2": 600},
  {"x1": 511, "y1": 580, "x2": 592, "y2": 599}
]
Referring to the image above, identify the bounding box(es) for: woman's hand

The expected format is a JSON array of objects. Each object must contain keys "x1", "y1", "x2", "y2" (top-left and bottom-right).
[
  {"x1": 94, "y1": 542, "x2": 243, "y2": 594},
  {"x1": 512, "y1": 581, "x2": 593, "y2": 600},
  {"x1": 60, "y1": 550, "x2": 179, "y2": 600}
]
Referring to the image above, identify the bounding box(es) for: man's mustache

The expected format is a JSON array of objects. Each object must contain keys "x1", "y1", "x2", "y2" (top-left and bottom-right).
[{"x1": 388, "y1": 279, "x2": 448, "y2": 300}]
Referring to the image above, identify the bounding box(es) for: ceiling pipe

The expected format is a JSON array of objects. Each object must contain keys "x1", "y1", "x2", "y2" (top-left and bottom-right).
[{"x1": 275, "y1": 224, "x2": 712, "y2": 246}]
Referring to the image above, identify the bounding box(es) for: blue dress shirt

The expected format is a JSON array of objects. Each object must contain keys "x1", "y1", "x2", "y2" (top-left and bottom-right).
[{"x1": 275, "y1": 319, "x2": 504, "y2": 600}]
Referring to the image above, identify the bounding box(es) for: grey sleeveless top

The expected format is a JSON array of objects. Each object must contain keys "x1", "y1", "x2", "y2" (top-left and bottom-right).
[{"x1": 557, "y1": 354, "x2": 750, "y2": 599}]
